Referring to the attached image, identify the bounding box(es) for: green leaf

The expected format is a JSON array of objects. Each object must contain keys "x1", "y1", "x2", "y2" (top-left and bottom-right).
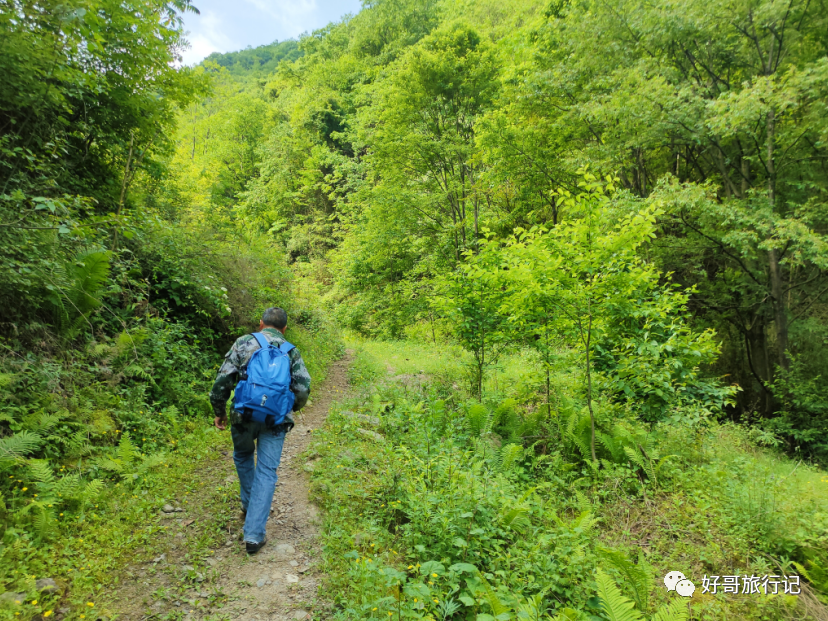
[
  {"x1": 449, "y1": 563, "x2": 479, "y2": 574},
  {"x1": 650, "y1": 600, "x2": 688, "y2": 621},
  {"x1": 595, "y1": 569, "x2": 643, "y2": 621},
  {"x1": 420, "y1": 561, "x2": 446, "y2": 576}
]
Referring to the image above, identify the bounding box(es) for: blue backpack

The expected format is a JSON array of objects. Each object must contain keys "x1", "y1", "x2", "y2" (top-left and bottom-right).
[{"x1": 233, "y1": 332, "x2": 295, "y2": 424}]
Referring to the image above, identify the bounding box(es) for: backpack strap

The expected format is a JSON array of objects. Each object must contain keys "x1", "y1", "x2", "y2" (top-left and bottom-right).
[
  {"x1": 251, "y1": 332, "x2": 270, "y2": 350},
  {"x1": 280, "y1": 341, "x2": 295, "y2": 354}
]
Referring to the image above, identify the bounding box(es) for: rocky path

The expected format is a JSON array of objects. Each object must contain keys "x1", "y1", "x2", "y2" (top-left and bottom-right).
[{"x1": 108, "y1": 353, "x2": 352, "y2": 621}]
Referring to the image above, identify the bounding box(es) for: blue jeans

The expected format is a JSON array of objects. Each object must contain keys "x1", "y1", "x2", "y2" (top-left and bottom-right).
[{"x1": 231, "y1": 422, "x2": 286, "y2": 544}]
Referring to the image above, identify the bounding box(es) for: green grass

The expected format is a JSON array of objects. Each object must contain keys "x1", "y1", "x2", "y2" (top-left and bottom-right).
[
  {"x1": 344, "y1": 333, "x2": 470, "y2": 379},
  {"x1": 308, "y1": 338, "x2": 828, "y2": 621},
  {"x1": 0, "y1": 424, "x2": 236, "y2": 621}
]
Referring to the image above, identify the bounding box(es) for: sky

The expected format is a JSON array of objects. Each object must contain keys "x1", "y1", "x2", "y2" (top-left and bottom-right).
[{"x1": 180, "y1": 0, "x2": 365, "y2": 65}]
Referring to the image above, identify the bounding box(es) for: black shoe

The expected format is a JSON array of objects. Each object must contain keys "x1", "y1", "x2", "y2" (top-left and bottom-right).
[{"x1": 245, "y1": 537, "x2": 267, "y2": 554}]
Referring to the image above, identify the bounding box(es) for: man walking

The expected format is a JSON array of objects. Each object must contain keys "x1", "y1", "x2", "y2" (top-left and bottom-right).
[{"x1": 210, "y1": 307, "x2": 311, "y2": 553}]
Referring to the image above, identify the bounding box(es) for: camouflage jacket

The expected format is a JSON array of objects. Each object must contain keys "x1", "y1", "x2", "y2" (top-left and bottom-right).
[{"x1": 209, "y1": 328, "x2": 311, "y2": 431}]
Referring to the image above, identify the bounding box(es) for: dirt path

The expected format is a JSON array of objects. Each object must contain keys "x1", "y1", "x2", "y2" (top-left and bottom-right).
[{"x1": 108, "y1": 353, "x2": 352, "y2": 621}]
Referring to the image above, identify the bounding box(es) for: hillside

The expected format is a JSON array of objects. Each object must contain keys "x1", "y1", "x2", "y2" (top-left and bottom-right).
[
  {"x1": 203, "y1": 40, "x2": 302, "y2": 76},
  {"x1": 1, "y1": 0, "x2": 828, "y2": 619}
]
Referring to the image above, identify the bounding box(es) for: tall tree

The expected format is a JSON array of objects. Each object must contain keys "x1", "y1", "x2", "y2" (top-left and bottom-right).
[
  {"x1": 362, "y1": 22, "x2": 500, "y2": 259},
  {"x1": 516, "y1": 0, "x2": 828, "y2": 413}
]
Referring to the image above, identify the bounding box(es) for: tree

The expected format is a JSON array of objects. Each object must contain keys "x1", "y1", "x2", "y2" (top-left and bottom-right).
[
  {"x1": 435, "y1": 249, "x2": 507, "y2": 400},
  {"x1": 477, "y1": 176, "x2": 731, "y2": 459},
  {"x1": 0, "y1": 0, "x2": 203, "y2": 324},
  {"x1": 521, "y1": 0, "x2": 828, "y2": 416},
  {"x1": 362, "y1": 22, "x2": 500, "y2": 260}
]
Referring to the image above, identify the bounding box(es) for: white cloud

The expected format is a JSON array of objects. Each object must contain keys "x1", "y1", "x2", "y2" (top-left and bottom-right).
[
  {"x1": 239, "y1": 0, "x2": 318, "y2": 37},
  {"x1": 180, "y1": 9, "x2": 238, "y2": 66},
  {"x1": 181, "y1": 34, "x2": 219, "y2": 65},
  {"x1": 178, "y1": 0, "x2": 362, "y2": 65}
]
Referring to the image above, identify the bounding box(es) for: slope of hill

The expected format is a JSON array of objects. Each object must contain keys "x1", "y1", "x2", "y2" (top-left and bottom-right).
[{"x1": 203, "y1": 40, "x2": 302, "y2": 76}]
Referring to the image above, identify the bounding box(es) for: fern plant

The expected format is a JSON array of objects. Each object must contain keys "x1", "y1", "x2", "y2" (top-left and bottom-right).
[
  {"x1": 498, "y1": 487, "x2": 536, "y2": 534},
  {"x1": 500, "y1": 443, "x2": 524, "y2": 472},
  {"x1": 494, "y1": 398, "x2": 522, "y2": 441},
  {"x1": 45, "y1": 248, "x2": 111, "y2": 339},
  {"x1": 597, "y1": 546, "x2": 654, "y2": 610},
  {"x1": 565, "y1": 409, "x2": 594, "y2": 462},
  {"x1": 566, "y1": 413, "x2": 675, "y2": 485},
  {"x1": 0, "y1": 431, "x2": 41, "y2": 467},
  {"x1": 793, "y1": 553, "x2": 828, "y2": 603},
  {"x1": 474, "y1": 573, "x2": 523, "y2": 620},
  {"x1": 474, "y1": 574, "x2": 555, "y2": 620},
  {"x1": 8, "y1": 459, "x2": 104, "y2": 540},
  {"x1": 94, "y1": 432, "x2": 165, "y2": 482},
  {"x1": 16, "y1": 496, "x2": 58, "y2": 539},
  {"x1": 466, "y1": 403, "x2": 493, "y2": 437},
  {"x1": 595, "y1": 569, "x2": 688, "y2": 621}
]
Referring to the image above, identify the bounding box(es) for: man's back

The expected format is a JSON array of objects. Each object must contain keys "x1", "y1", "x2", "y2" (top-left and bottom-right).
[{"x1": 210, "y1": 327, "x2": 311, "y2": 430}]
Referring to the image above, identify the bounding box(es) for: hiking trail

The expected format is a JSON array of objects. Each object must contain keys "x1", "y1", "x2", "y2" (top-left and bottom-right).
[{"x1": 107, "y1": 352, "x2": 353, "y2": 621}]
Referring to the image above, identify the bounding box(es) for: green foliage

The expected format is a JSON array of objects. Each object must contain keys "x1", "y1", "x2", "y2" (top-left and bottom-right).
[
  {"x1": 0, "y1": 0, "x2": 205, "y2": 325},
  {"x1": 2, "y1": 0, "x2": 828, "y2": 615},
  {"x1": 93, "y1": 432, "x2": 165, "y2": 481},
  {"x1": 436, "y1": 260, "x2": 508, "y2": 399},
  {"x1": 764, "y1": 318, "x2": 828, "y2": 461},
  {"x1": 157, "y1": 0, "x2": 828, "y2": 462},
  {"x1": 44, "y1": 248, "x2": 111, "y2": 340},
  {"x1": 311, "y1": 370, "x2": 603, "y2": 618},
  {"x1": 597, "y1": 547, "x2": 653, "y2": 611},
  {"x1": 594, "y1": 569, "x2": 687, "y2": 621},
  {"x1": 0, "y1": 432, "x2": 41, "y2": 467},
  {"x1": 313, "y1": 338, "x2": 828, "y2": 620},
  {"x1": 595, "y1": 569, "x2": 643, "y2": 621},
  {"x1": 445, "y1": 178, "x2": 736, "y2": 469},
  {"x1": 203, "y1": 40, "x2": 302, "y2": 76}
]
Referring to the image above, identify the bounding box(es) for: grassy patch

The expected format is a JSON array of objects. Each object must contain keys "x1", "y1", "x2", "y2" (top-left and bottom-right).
[
  {"x1": 308, "y1": 339, "x2": 828, "y2": 620},
  {"x1": 0, "y1": 424, "x2": 240, "y2": 621}
]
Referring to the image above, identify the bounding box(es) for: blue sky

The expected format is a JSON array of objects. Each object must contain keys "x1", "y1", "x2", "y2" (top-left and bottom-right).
[{"x1": 180, "y1": 0, "x2": 364, "y2": 65}]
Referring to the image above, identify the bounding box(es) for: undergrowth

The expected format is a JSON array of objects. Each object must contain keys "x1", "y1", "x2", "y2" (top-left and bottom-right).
[{"x1": 308, "y1": 340, "x2": 828, "y2": 621}]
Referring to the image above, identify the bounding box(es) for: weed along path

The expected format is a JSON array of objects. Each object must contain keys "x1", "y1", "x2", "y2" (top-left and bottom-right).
[{"x1": 106, "y1": 353, "x2": 353, "y2": 621}]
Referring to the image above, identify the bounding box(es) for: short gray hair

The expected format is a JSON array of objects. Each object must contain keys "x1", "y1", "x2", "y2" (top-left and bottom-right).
[{"x1": 261, "y1": 307, "x2": 287, "y2": 329}]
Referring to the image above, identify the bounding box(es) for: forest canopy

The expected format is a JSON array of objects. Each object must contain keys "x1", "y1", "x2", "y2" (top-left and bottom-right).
[
  {"x1": 3, "y1": 0, "x2": 827, "y2": 465},
  {"x1": 155, "y1": 0, "x2": 828, "y2": 462},
  {"x1": 203, "y1": 40, "x2": 303, "y2": 76}
]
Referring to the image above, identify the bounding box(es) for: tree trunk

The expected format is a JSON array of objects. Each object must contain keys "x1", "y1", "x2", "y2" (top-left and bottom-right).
[
  {"x1": 766, "y1": 108, "x2": 789, "y2": 370},
  {"x1": 745, "y1": 322, "x2": 773, "y2": 415},
  {"x1": 112, "y1": 134, "x2": 135, "y2": 250},
  {"x1": 769, "y1": 248, "x2": 789, "y2": 370},
  {"x1": 545, "y1": 317, "x2": 551, "y2": 417},
  {"x1": 741, "y1": 156, "x2": 750, "y2": 197},
  {"x1": 478, "y1": 290, "x2": 485, "y2": 401},
  {"x1": 472, "y1": 164, "x2": 479, "y2": 247},
  {"x1": 585, "y1": 300, "x2": 597, "y2": 462}
]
